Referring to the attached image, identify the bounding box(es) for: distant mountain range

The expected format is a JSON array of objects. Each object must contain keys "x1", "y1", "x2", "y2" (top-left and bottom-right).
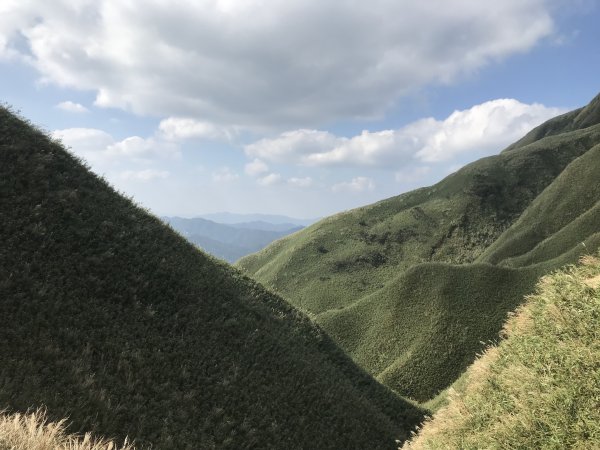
[
  {"x1": 162, "y1": 216, "x2": 304, "y2": 262},
  {"x1": 200, "y1": 212, "x2": 317, "y2": 227}
]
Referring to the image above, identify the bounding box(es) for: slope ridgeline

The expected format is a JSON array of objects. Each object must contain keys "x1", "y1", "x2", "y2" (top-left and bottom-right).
[
  {"x1": 237, "y1": 92, "x2": 600, "y2": 402},
  {"x1": 0, "y1": 106, "x2": 424, "y2": 449}
]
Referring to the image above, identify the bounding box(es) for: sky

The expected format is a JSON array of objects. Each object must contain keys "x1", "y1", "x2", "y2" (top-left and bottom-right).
[{"x1": 1, "y1": 0, "x2": 599, "y2": 219}]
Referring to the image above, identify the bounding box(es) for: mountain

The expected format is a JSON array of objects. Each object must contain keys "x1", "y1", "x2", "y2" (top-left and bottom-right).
[
  {"x1": 237, "y1": 93, "x2": 600, "y2": 402},
  {"x1": 403, "y1": 255, "x2": 600, "y2": 449},
  {"x1": 200, "y1": 212, "x2": 317, "y2": 227},
  {"x1": 0, "y1": 106, "x2": 425, "y2": 449},
  {"x1": 228, "y1": 221, "x2": 304, "y2": 232},
  {"x1": 163, "y1": 216, "x2": 302, "y2": 262}
]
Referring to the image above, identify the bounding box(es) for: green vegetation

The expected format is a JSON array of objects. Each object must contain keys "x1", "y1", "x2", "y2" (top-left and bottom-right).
[
  {"x1": 238, "y1": 93, "x2": 600, "y2": 401},
  {"x1": 0, "y1": 106, "x2": 425, "y2": 449},
  {"x1": 0, "y1": 409, "x2": 133, "y2": 450},
  {"x1": 403, "y1": 255, "x2": 600, "y2": 449}
]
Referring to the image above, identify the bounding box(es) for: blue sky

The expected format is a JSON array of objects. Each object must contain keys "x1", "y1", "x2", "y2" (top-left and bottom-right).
[{"x1": 1, "y1": 0, "x2": 598, "y2": 219}]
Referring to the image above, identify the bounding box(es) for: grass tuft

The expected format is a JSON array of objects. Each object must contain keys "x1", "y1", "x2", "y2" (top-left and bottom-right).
[{"x1": 0, "y1": 409, "x2": 133, "y2": 450}]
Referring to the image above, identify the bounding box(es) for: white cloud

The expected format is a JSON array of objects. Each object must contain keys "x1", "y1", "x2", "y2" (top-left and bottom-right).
[
  {"x1": 56, "y1": 100, "x2": 89, "y2": 113},
  {"x1": 257, "y1": 173, "x2": 283, "y2": 186},
  {"x1": 106, "y1": 136, "x2": 180, "y2": 162},
  {"x1": 245, "y1": 99, "x2": 564, "y2": 167},
  {"x1": 158, "y1": 117, "x2": 233, "y2": 141},
  {"x1": 51, "y1": 128, "x2": 180, "y2": 165},
  {"x1": 244, "y1": 158, "x2": 269, "y2": 176},
  {"x1": 212, "y1": 167, "x2": 239, "y2": 182},
  {"x1": 413, "y1": 99, "x2": 565, "y2": 162},
  {"x1": 1, "y1": 1, "x2": 557, "y2": 127},
  {"x1": 245, "y1": 129, "x2": 338, "y2": 164},
  {"x1": 332, "y1": 177, "x2": 375, "y2": 193},
  {"x1": 288, "y1": 177, "x2": 313, "y2": 188},
  {"x1": 51, "y1": 128, "x2": 114, "y2": 164},
  {"x1": 120, "y1": 169, "x2": 170, "y2": 182},
  {"x1": 395, "y1": 166, "x2": 431, "y2": 184}
]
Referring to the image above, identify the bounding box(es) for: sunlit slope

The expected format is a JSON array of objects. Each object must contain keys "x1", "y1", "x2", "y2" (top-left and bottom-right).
[
  {"x1": 0, "y1": 107, "x2": 424, "y2": 449},
  {"x1": 238, "y1": 93, "x2": 600, "y2": 401},
  {"x1": 317, "y1": 263, "x2": 542, "y2": 402},
  {"x1": 403, "y1": 255, "x2": 600, "y2": 449},
  {"x1": 479, "y1": 142, "x2": 600, "y2": 266}
]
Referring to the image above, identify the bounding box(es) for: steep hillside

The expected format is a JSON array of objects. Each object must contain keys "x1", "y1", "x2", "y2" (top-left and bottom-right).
[
  {"x1": 0, "y1": 107, "x2": 424, "y2": 449},
  {"x1": 403, "y1": 255, "x2": 600, "y2": 449},
  {"x1": 163, "y1": 216, "x2": 301, "y2": 263},
  {"x1": 478, "y1": 142, "x2": 600, "y2": 266},
  {"x1": 238, "y1": 93, "x2": 600, "y2": 401}
]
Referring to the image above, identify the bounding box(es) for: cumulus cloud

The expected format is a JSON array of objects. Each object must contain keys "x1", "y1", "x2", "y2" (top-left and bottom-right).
[
  {"x1": 395, "y1": 166, "x2": 431, "y2": 184},
  {"x1": 158, "y1": 117, "x2": 233, "y2": 141},
  {"x1": 120, "y1": 169, "x2": 170, "y2": 182},
  {"x1": 56, "y1": 100, "x2": 89, "y2": 113},
  {"x1": 257, "y1": 173, "x2": 283, "y2": 186},
  {"x1": 51, "y1": 128, "x2": 180, "y2": 165},
  {"x1": 288, "y1": 177, "x2": 313, "y2": 188},
  {"x1": 245, "y1": 99, "x2": 564, "y2": 167},
  {"x1": 332, "y1": 177, "x2": 375, "y2": 193},
  {"x1": 212, "y1": 167, "x2": 239, "y2": 182},
  {"x1": 105, "y1": 136, "x2": 179, "y2": 162},
  {"x1": 1, "y1": 0, "x2": 557, "y2": 127},
  {"x1": 244, "y1": 159, "x2": 269, "y2": 176}
]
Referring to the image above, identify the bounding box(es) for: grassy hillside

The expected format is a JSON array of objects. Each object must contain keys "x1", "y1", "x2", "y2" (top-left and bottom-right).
[
  {"x1": 403, "y1": 255, "x2": 600, "y2": 449},
  {"x1": 317, "y1": 263, "x2": 543, "y2": 401},
  {"x1": 237, "y1": 93, "x2": 600, "y2": 401},
  {"x1": 0, "y1": 106, "x2": 425, "y2": 449},
  {"x1": 0, "y1": 409, "x2": 133, "y2": 450},
  {"x1": 478, "y1": 142, "x2": 600, "y2": 265}
]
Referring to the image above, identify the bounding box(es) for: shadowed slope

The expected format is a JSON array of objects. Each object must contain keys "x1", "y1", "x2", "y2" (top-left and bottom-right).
[{"x1": 0, "y1": 107, "x2": 424, "y2": 449}]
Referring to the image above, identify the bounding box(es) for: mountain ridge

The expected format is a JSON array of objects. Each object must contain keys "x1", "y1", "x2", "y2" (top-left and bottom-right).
[
  {"x1": 238, "y1": 92, "x2": 600, "y2": 402},
  {"x1": 0, "y1": 105, "x2": 424, "y2": 449}
]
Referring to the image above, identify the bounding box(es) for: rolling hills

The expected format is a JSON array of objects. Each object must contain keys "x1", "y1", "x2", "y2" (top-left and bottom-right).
[
  {"x1": 0, "y1": 106, "x2": 425, "y2": 449},
  {"x1": 237, "y1": 92, "x2": 600, "y2": 402},
  {"x1": 403, "y1": 255, "x2": 600, "y2": 449},
  {"x1": 162, "y1": 216, "x2": 302, "y2": 263}
]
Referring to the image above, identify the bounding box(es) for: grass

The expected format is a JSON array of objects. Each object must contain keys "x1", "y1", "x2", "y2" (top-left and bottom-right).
[
  {"x1": 402, "y1": 255, "x2": 600, "y2": 449},
  {"x1": 237, "y1": 92, "x2": 600, "y2": 402},
  {"x1": 0, "y1": 106, "x2": 425, "y2": 449},
  {"x1": 0, "y1": 409, "x2": 133, "y2": 450}
]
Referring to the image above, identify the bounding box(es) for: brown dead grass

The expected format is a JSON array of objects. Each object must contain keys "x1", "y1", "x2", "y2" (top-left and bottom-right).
[{"x1": 0, "y1": 409, "x2": 134, "y2": 450}]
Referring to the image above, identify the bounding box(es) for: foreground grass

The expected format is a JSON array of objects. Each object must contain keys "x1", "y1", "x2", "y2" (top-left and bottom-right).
[
  {"x1": 403, "y1": 255, "x2": 600, "y2": 449},
  {"x1": 0, "y1": 410, "x2": 133, "y2": 450}
]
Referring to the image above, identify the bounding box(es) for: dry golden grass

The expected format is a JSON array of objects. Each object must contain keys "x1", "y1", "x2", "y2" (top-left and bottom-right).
[
  {"x1": 0, "y1": 410, "x2": 134, "y2": 450},
  {"x1": 403, "y1": 255, "x2": 600, "y2": 449}
]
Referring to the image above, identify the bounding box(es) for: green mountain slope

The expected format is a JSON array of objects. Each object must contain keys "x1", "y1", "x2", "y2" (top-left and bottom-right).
[
  {"x1": 317, "y1": 263, "x2": 543, "y2": 401},
  {"x1": 478, "y1": 142, "x2": 600, "y2": 265},
  {"x1": 237, "y1": 93, "x2": 600, "y2": 401},
  {"x1": 403, "y1": 255, "x2": 600, "y2": 449},
  {"x1": 0, "y1": 107, "x2": 425, "y2": 449}
]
